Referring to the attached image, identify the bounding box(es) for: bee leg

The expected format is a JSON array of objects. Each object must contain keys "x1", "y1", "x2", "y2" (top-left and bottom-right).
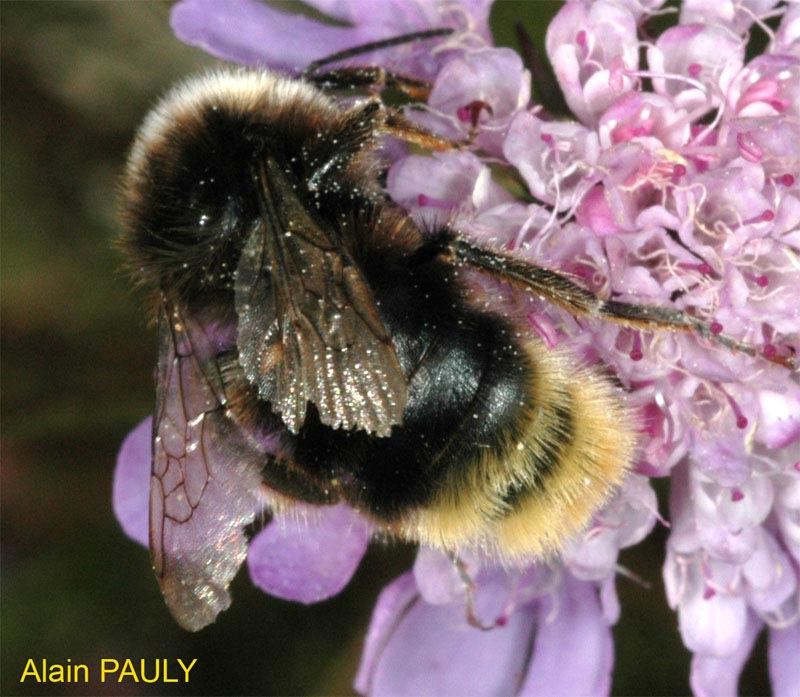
[
  {"x1": 446, "y1": 236, "x2": 797, "y2": 371},
  {"x1": 308, "y1": 100, "x2": 460, "y2": 193},
  {"x1": 448, "y1": 553, "x2": 498, "y2": 631},
  {"x1": 260, "y1": 453, "x2": 342, "y2": 506},
  {"x1": 308, "y1": 66, "x2": 465, "y2": 151},
  {"x1": 381, "y1": 108, "x2": 465, "y2": 151}
]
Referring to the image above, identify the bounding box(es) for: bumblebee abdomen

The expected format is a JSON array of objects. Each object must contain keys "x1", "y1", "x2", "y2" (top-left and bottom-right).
[
  {"x1": 279, "y1": 239, "x2": 636, "y2": 563},
  {"x1": 401, "y1": 338, "x2": 635, "y2": 562},
  {"x1": 289, "y1": 271, "x2": 531, "y2": 518},
  {"x1": 494, "y1": 357, "x2": 636, "y2": 561}
]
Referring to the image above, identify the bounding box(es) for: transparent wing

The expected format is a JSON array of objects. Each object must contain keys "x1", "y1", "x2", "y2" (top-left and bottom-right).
[
  {"x1": 150, "y1": 300, "x2": 265, "y2": 631},
  {"x1": 234, "y1": 157, "x2": 407, "y2": 437}
]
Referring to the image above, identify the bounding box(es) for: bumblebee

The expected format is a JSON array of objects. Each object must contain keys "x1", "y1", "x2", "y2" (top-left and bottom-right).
[{"x1": 119, "y1": 31, "x2": 791, "y2": 631}]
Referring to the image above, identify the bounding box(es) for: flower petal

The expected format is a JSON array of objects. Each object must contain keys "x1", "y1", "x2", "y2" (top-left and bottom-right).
[
  {"x1": 648, "y1": 24, "x2": 743, "y2": 111},
  {"x1": 387, "y1": 150, "x2": 512, "y2": 229},
  {"x1": 546, "y1": 0, "x2": 638, "y2": 124},
  {"x1": 112, "y1": 416, "x2": 152, "y2": 547},
  {"x1": 744, "y1": 530, "x2": 797, "y2": 615},
  {"x1": 520, "y1": 575, "x2": 614, "y2": 697},
  {"x1": 600, "y1": 577, "x2": 621, "y2": 624},
  {"x1": 247, "y1": 503, "x2": 370, "y2": 603},
  {"x1": 689, "y1": 612, "x2": 762, "y2": 697},
  {"x1": 354, "y1": 572, "x2": 419, "y2": 695},
  {"x1": 678, "y1": 580, "x2": 748, "y2": 656},
  {"x1": 412, "y1": 547, "x2": 465, "y2": 605},
  {"x1": 361, "y1": 575, "x2": 537, "y2": 697},
  {"x1": 170, "y1": 0, "x2": 491, "y2": 78},
  {"x1": 171, "y1": 0, "x2": 364, "y2": 71},
  {"x1": 757, "y1": 388, "x2": 800, "y2": 449},
  {"x1": 769, "y1": 622, "x2": 800, "y2": 697}
]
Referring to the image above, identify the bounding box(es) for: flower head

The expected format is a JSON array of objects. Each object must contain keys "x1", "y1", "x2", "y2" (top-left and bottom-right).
[{"x1": 116, "y1": 0, "x2": 800, "y2": 694}]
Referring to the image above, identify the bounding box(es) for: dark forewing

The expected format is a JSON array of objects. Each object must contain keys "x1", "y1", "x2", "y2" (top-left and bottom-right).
[
  {"x1": 234, "y1": 158, "x2": 407, "y2": 437},
  {"x1": 150, "y1": 301, "x2": 265, "y2": 631}
]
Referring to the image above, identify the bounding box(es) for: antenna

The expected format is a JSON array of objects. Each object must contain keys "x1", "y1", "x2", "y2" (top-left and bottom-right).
[{"x1": 303, "y1": 27, "x2": 454, "y2": 76}]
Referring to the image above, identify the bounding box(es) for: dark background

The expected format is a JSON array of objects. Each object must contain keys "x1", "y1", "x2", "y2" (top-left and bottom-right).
[{"x1": 1, "y1": 1, "x2": 770, "y2": 695}]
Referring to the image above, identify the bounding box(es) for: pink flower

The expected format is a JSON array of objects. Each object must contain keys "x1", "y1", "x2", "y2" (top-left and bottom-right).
[{"x1": 355, "y1": 561, "x2": 614, "y2": 697}]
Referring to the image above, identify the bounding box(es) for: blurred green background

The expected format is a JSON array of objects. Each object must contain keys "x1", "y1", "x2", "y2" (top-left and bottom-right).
[{"x1": 1, "y1": 1, "x2": 770, "y2": 695}]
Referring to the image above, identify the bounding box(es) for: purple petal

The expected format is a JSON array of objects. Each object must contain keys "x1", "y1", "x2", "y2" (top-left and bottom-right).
[
  {"x1": 691, "y1": 161, "x2": 771, "y2": 234},
  {"x1": 412, "y1": 547, "x2": 465, "y2": 605},
  {"x1": 680, "y1": 0, "x2": 780, "y2": 34},
  {"x1": 359, "y1": 574, "x2": 537, "y2": 697},
  {"x1": 691, "y1": 437, "x2": 758, "y2": 487},
  {"x1": 575, "y1": 184, "x2": 622, "y2": 236},
  {"x1": 776, "y1": 469, "x2": 800, "y2": 564},
  {"x1": 743, "y1": 530, "x2": 797, "y2": 615},
  {"x1": 769, "y1": 622, "x2": 800, "y2": 697},
  {"x1": 563, "y1": 526, "x2": 620, "y2": 580},
  {"x1": 689, "y1": 612, "x2": 762, "y2": 697},
  {"x1": 545, "y1": 0, "x2": 638, "y2": 124},
  {"x1": 171, "y1": 0, "x2": 365, "y2": 71},
  {"x1": 698, "y1": 471, "x2": 775, "y2": 533},
  {"x1": 520, "y1": 575, "x2": 614, "y2": 697},
  {"x1": 599, "y1": 577, "x2": 621, "y2": 624},
  {"x1": 503, "y1": 112, "x2": 600, "y2": 212},
  {"x1": 757, "y1": 387, "x2": 800, "y2": 449},
  {"x1": 308, "y1": 0, "x2": 492, "y2": 40},
  {"x1": 354, "y1": 572, "x2": 419, "y2": 695},
  {"x1": 599, "y1": 92, "x2": 690, "y2": 150},
  {"x1": 775, "y1": 4, "x2": 800, "y2": 52},
  {"x1": 299, "y1": 0, "x2": 359, "y2": 23},
  {"x1": 428, "y1": 47, "x2": 530, "y2": 121},
  {"x1": 112, "y1": 416, "x2": 152, "y2": 547},
  {"x1": 388, "y1": 151, "x2": 510, "y2": 210},
  {"x1": 647, "y1": 24, "x2": 743, "y2": 110},
  {"x1": 678, "y1": 577, "x2": 748, "y2": 656},
  {"x1": 170, "y1": 0, "x2": 490, "y2": 78},
  {"x1": 565, "y1": 474, "x2": 658, "y2": 580},
  {"x1": 247, "y1": 503, "x2": 370, "y2": 603}
]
